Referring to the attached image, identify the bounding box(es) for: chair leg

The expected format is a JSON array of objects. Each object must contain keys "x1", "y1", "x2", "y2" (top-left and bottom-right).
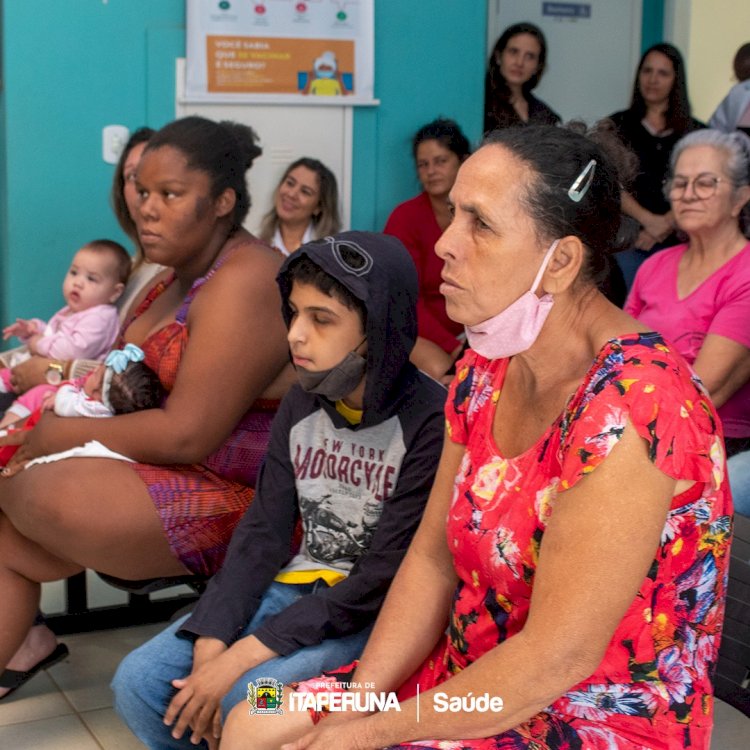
[{"x1": 66, "y1": 571, "x2": 89, "y2": 614}]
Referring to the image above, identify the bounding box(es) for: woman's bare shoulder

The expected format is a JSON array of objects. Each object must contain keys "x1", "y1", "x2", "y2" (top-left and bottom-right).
[
  {"x1": 216, "y1": 230, "x2": 285, "y2": 279},
  {"x1": 192, "y1": 231, "x2": 285, "y2": 318}
]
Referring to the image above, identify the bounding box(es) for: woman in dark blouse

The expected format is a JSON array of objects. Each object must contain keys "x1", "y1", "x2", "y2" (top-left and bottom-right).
[
  {"x1": 608, "y1": 43, "x2": 703, "y2": 288},
  {"x1": 484, "y1": 22, "x2": 560, "y2": 133}
]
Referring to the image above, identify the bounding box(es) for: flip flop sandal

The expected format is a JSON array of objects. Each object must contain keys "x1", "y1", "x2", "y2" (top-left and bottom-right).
[{"x1": 0, "y1": 642, "x2": 69, "y2": 699}]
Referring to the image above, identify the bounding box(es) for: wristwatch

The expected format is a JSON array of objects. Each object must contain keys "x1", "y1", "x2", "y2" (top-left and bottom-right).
[{"x1": 45, "y1": 362, "x2": 65, "y2": 386}]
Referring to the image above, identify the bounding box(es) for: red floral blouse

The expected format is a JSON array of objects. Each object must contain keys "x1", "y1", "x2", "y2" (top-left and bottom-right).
[{"x1": 397, "y1": 333, "x2": 731, "y2": 749}]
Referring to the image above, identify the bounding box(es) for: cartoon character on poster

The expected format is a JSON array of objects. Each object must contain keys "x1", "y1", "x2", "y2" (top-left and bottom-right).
[{"x1": 303, "y1": 51, "x2": 348, "y2": 96}]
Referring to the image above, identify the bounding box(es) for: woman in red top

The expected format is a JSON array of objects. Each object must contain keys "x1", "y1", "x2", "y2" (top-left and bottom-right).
[{"x1": 384, "y1": 118, "x2": 471, "y2": 379}]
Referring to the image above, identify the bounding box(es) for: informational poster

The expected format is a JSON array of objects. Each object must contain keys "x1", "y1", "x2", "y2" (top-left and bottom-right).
[{"x1": 185, "y1": 0, "x2": 375, "y2": 104}]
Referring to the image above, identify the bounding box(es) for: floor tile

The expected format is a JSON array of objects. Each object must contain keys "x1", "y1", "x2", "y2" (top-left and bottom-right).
[
  {"x1": 0, "y1": 713, "x2": 102, "y2": 749},
  {"x1": 8, "y1": 625, "x2": 746, "y2": 749},
  {"x1": 49, "y1": 624, "x2": 164, "y2": 713},
  {"x1": 80, "y1": 707, "x2": 147, "y2": 749},
  {"x1": 0, "y1": 669, "x2": 74, "y2": 726}
]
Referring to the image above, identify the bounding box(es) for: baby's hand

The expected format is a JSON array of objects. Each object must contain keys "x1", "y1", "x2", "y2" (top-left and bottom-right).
[
  {"x1": 2, "y1": 323, "x2": 21, "y2": 340},
  {"x1": 3, "y1": 319, "x2": 39, "y2": 341}
]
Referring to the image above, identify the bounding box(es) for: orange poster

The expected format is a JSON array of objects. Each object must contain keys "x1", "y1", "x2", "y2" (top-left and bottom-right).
[
  {"x1": 185, "y1": 0, "x2": 374, "y2": 103},
  {"x1": 206, "y1": 36, "x2": 355, "y2": 96}
]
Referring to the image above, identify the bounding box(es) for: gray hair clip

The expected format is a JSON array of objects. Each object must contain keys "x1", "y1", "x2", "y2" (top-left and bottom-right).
[{"x1": 567, "y1": 159, "x2": 597, "y2": 203}]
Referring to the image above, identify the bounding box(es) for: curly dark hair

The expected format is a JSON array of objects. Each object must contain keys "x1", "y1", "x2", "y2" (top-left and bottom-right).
[
  {"x1": 412, "y1": 118, "x2": 471, "y2": 162},
  {"x1": 146, "y1": 116, "x2": 263, "y2": 234},
  {"x1": 108, "y1": 362, "x2": 166, "y2": 414}
]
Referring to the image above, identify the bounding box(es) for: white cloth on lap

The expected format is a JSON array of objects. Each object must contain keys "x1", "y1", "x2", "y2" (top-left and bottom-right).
[{"x1": 25, "y1": 440, "x2": 133, "y2": 469}]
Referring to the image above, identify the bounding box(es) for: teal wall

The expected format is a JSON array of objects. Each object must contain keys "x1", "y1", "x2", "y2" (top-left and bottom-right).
[
  {"x1": 1, "y1": 0, "x2": 185, "y2": 324},
  {"x1": 640, "y1": 0, "x2": 665, "y2": 53},
  {"x1": 0, "y1": 1, "x2": 485, "y2": 325},
  {"x1": 352, "y1": 4, "x2": 486, "y2": 231}
]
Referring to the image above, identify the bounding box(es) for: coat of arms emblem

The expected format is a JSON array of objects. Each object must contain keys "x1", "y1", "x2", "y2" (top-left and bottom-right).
[{"x1": 247, "y1": 677, "x2": 284, "y2": 715}]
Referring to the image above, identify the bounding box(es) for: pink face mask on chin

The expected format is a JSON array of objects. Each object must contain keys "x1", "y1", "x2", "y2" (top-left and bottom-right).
[{"x1": 465, "y1": 239, "x2": 560, "y2": 360}]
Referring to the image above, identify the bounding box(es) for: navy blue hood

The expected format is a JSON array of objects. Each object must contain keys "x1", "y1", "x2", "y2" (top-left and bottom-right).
[{"x1": 277, "y1": 231, "x2": 419, "y2": 427}]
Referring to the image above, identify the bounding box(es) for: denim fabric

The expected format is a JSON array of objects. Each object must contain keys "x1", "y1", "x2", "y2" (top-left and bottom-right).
[
  {"x1": 112, "y1": 580, "x2": 370, "y2": 750},
  {"x1": 615, "y1": 248, "x2": 651, "y2": 293},
  {"x1": 728, "y1": 451, "x2": 750, "y2": 517}
]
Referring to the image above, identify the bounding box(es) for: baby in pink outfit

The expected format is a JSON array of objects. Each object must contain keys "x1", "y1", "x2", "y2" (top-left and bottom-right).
[{"x1": 0, "y1": 239, "x2": 131, "y2": 427}]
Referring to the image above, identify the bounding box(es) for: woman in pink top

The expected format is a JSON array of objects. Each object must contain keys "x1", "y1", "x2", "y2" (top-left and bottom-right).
[{"x1": 626, "y1": 128, "x2": 750, "y2": 454}]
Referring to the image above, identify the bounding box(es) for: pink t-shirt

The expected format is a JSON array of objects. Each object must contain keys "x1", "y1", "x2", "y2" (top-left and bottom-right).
[{"x1": 625, "y1": 241, "x2": 750, "y2": 437}]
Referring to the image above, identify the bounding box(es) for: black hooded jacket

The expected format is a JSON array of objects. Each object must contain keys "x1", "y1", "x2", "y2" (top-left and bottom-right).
[{"x1": 180, "y1": 232, "x2": 446, "y2": 652}]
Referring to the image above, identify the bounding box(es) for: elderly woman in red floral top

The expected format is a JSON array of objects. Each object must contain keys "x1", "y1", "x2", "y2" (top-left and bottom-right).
[{"x1": 223, "y1": 125, "x2": 731, "y2": 750}]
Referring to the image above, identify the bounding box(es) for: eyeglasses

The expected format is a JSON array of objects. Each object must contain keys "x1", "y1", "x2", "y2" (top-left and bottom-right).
[{"x1": 665, "y1": 173, "x2": 726, "y2": 200}]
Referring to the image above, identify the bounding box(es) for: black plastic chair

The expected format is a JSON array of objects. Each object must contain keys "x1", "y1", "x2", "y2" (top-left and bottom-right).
[
  {"x1": 96, "y1": 572, "x2": 208, "y2": 597},
  {"x1": 714, "y1": 513, "x2": 750, "y2": 717},
  {"x1": 45, "y1": 571, "x2": 208, "y2": 634}
]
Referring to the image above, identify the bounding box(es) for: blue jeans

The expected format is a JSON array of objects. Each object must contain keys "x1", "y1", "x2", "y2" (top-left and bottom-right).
[
  {"x1": 614, "y1": 248, "x2": 651, "y2": 293},
  {"x1": 728, "y1": 451, "x2": 750, "y2": 517},
  {"x1": 112, "y1": 581, "x2": 371, "y2": 750}
]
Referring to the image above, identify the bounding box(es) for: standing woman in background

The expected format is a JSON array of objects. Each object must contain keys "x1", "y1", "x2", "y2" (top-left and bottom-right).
[
  {"x1": 484, "y1": 22, "x2": 560, "y2": 133},
  {"x1": 384, "y1": 118, "x2": 471, "y2": 380},
  {"x1": 259, "y1": 157, "x2": 341, "y2": 256},
  {"x1": 609, "y1": 43, "x2": 703, "y2": 287}
]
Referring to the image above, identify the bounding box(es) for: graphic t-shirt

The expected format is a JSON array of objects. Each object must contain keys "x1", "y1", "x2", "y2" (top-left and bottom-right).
[{"x1": 276, "y1": 409, "x2": 406, "y2": 584}]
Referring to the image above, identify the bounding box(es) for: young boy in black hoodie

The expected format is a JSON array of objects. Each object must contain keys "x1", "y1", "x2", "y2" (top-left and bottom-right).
[{"x1": 113, "y1": 232, "x2": 447, "y2": 748}]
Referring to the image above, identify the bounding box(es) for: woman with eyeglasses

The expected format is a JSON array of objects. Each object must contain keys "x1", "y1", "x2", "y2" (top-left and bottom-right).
[
  {"x1": 626, "y1": 129, "x2": 750, "y2": 456},
  {"x1": 222, "y1": 124, "x2": 730, "y2": 750},
  {"x1": 608, "y1": 43, "x2": 703, "y2": 289}
]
